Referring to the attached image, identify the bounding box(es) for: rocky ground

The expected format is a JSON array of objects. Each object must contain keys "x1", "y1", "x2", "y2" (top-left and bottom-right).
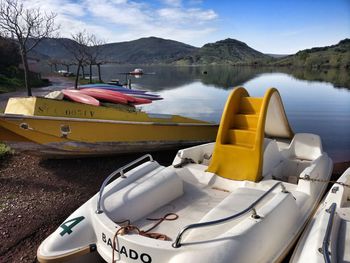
[
  {"x1": 0, "y1": 151, "x2": 178, "y2": 262},
  {"x1": 0, "y1": 151, "x2": 348, "y2": 263}
]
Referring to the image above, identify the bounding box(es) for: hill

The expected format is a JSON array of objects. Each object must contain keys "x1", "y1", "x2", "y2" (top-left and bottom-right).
[
  {"x1": 99, "y1": 37, "x2": 198, "y2": 64},
  {"x1": 273, "y1": 39, "x2": 350, "y2": 68},
  {"x1": 27, "y1": 38, "x2": 75, "y2": 60},
  {"x1": 176, "y1": 38, "x2": 271, "y2": 65},
  {"x1": 28, "y1": 37, "x2": 349, "y2": 68},
  {"x1": 29, "y1": 37, "x2": 198, "y2": 64}
]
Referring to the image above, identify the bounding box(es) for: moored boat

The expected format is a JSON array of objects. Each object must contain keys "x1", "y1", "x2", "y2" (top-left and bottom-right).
[
  {"x1": 0, "y1": 96, "x2": 217, "y2": 157},
  {"x1": 36, "y1": 87, "x2": 333, "y2": 262},
  {"x1": 129, "y1": 68, "x2": 143, "y2": 75},
  {"x1": 290, "y1": 167, "x2": 350, "y2": 263}
]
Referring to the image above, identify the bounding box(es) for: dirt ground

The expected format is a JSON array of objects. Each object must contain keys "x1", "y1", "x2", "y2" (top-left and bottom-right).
[
  {"x1": 0, "y1": 151, "x2": 349, "y2": 263},
  {"x1": 0, "y1": 151, "x2": 178, "y2": 263}
]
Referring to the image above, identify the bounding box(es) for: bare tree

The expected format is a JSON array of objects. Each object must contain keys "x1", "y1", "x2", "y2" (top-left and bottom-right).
[
  {"x1": 0, "y1": 0, "x2": 58, "y2": 96},
  {"x1": 47, "y1": 58, "x2": 60, "y2": 72},
  {"x1": 86, "y1": 34, "x2": 105, "y2": 83},
  {"x1": 60, "y1": 59, "x2": 74, "y2": 73},
  {"x1": 61, "y1": 31, "x2": 90, "y2": 89}
]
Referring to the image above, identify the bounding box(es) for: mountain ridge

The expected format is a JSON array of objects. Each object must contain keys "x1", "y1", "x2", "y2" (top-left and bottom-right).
[{"x1": 28, "y1": 37, "x2": 349, "y2": 68}]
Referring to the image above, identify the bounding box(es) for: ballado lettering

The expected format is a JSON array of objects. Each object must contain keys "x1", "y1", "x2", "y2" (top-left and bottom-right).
[{"x1": 102, "y1": 233, "x2": 152, "y2": 263}]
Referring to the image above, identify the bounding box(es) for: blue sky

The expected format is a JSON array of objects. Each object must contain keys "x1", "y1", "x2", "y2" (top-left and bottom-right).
[{"x1": 25, "y1": 0, "x2": 350, "y2": 54}]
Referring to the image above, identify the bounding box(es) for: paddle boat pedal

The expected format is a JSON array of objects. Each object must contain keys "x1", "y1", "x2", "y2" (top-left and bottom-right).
[{"x1": 37, "y1": 87, "x2": 333, "y2": 263}]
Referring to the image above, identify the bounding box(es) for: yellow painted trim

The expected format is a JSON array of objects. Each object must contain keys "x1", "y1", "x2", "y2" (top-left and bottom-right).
[{"x1": 37, "y1": 245, "x2": 92, "y2": 263}]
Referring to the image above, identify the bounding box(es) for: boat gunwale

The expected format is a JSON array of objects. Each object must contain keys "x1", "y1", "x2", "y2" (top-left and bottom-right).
[{"x1": 0, "y1": 113, "x2": 219, "y2": 127}]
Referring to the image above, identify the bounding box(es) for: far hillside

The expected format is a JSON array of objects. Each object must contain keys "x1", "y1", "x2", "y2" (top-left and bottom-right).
[
  {"x1": 27, "y1": 36, "x2": 350, "y2": 69},
  {"x1": 29, "y1": 37, "x2": 198, "y2": 64},
  {"x1": 176, "y1": 38, "x2": 271, "y2": 65},
  {"x1": 273, "y1": 39, "x2": 350, "y2": 68}
]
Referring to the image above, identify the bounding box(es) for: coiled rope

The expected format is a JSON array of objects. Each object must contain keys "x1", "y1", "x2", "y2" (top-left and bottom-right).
[{"x1": 112, "y1": 213, "x2": 179, "y2": 262}]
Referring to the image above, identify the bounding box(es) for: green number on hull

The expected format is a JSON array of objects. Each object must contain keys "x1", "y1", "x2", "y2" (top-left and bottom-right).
[{"x1": 59, "y1": 216, "x2": 85, "y2": 236}]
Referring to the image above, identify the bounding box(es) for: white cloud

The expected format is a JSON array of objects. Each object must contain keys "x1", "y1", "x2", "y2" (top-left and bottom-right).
[
  {"x1": 161, "y1": 0, "x2": 182, "y2": 7},
  {"x1": 22, "y1": 0, "x2": 218, "y2": 46},
  {"x1": 158, "y1": 7, "x2": 217, "y2": 25}
]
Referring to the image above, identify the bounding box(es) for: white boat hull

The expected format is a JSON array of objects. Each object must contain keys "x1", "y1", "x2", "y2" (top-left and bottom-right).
[
  {"x1": 291, "y1": 168, "x2": 350, "y2": 263},
  {"x1": 38, "y1": 134, "x2": 333, "y2": 263}
]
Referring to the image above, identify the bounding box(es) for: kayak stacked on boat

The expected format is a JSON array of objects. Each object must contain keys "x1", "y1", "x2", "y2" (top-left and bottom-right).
[
  {"x1": 51, "y1": 83, "x2": 163, "y2": 108},
  {"x1": 79, "y1": 83, "x2": 163, "y2": 101},
  {"x1": 291, "y1": 167, "x2": 350, "y2": 263},
  {"x1": 36, "y1": 87, "x2": 333, "y2": 262}
]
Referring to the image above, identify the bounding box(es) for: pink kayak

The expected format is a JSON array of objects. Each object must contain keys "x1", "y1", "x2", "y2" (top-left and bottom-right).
[{"x1": 62, "y1": 90, "x2": 100, "y2": 106}]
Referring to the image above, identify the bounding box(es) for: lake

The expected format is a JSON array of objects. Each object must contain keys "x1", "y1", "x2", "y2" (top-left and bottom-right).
[
  {"x1": 100, "y1": 65, "x2": 350, "y2": 163},
  {"x1": 2, "y1": 65, "x2": 350, "y2": 163}
]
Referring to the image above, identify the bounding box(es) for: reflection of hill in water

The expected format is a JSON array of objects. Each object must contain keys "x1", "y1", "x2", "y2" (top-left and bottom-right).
[
  {"x1": 73, "y1": 64, "x2": 350, "y2": 91},
  {"x1": 280, "y1": 68, "x2": 350, "y2": 90},
  {"x1": 101, "y1": 65, "x2": 196, "y2": 91},
  {"x1": 101, "y1": 65, "x2": 274, "y2": 91},
  {"x1": 199, "y1": 66, "x2": 273, "y2": 89}
]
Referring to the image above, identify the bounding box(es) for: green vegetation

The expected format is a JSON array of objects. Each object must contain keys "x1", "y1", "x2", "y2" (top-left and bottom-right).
[
  {"x1": 0, "y1": 37, "x2": 49, "y2": 93},
  {"x1": 0, "y1": 143, "x2": 11, "y2": 158},
  {"x1": 272, "y1": 39, "x2": 350, "y2": 69},
  {"x1": 0, "y1": 69, "x2": 49, "y2": 93},
  {"x1": 176, "y1": 38, "x2": 271, "y2": 65}
]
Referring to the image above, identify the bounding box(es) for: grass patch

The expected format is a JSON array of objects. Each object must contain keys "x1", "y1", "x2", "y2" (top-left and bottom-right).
[
  {"x1": 0, "y1": 69, "x2": 50, "y2": 93},
  {"x1": 0, "y1": 143, "x2": 12, "y2": 158}
]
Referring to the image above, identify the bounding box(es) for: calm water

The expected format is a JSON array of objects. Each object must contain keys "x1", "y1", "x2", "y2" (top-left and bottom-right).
[
  {"x1": 2, "y1": 65, "x2": 350, "y2": 162},
  {"x1": 100, "y1": 65, "x2": 350, "y2": 162}
]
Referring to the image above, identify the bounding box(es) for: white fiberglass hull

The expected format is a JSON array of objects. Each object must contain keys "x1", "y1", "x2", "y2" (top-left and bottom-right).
[
  {"x1": 37, "y1": 135, "x2": 333, "y2": 263},
  {"x1": 291, "y1": 168, "x2": 350, "y2": 263}
]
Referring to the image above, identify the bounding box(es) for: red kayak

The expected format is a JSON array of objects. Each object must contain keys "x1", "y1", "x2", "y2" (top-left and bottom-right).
[
  {"x1": 62, "y1": 90, "x2": 100, "y2": 106},
  {"x1": 79, "y1": 88, "x2": 152, "y2": 105},
  {"x1": 78, "y1": 88, "x2": 129, "y2": 105}
]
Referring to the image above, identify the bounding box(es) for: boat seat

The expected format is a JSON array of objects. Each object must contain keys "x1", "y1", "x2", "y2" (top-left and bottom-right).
[
  {"x1": 103, "y1": 168, "x2": 184, "y2": 223},
  {"x1": 263, "y1": 134, "x2": 322, "y2": 184},
  {"x1": 282, "y1": 133, "x2": 322, "y2": 161},
  {"x1": 271, "y1": 159, "x2": 311, "y2": 184}
]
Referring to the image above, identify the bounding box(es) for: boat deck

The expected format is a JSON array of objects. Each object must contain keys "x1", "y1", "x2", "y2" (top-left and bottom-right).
[
  {"x1": 134, "y1": 179, "x2": 230, "y2": 240},
  {"x1": 133, "y1": 167, "x2": 286, "y2": 241}
]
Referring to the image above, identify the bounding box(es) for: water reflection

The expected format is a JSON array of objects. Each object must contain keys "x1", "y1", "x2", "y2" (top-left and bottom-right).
[
  {"x1": 278, "y1": 68, "x2": 350, "y2": 90},
  {"x1": 1, "y1": 65, "x2": 349, "y2": 162},
  {"x1": 99, "y1": 65, "x2": 350, "y2": 91},
  {"x1": 120, "y1": 66, "x2": 349, "y2": 163}
]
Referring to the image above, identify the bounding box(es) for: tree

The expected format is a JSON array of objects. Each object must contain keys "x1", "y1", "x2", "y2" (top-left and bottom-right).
[
  {"x1": 86, "y1": 34, "x2": 105, "y2": 83},
  {"x1": 0, "y1": 0, "x2": 58, "y2": 96},
  {"x1": 61, "y1": 31, "x2": 90, "y2": 89},
  {"x1": 47, "y1": 58, "x2": 60, "y2": 72},
  {"x1": 60, "y1": 59, "x2": 74, "y2": 73}
]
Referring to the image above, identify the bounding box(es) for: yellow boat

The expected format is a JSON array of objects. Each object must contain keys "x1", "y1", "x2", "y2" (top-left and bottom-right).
[{"x1": 0, "y1": 97, "x2": 218, "y2": 157}]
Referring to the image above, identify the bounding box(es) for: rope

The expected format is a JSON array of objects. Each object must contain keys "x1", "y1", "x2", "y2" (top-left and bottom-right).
[
  {"x1": 298, "y1": 175, "x2": 350, "y2": 188},
  {"x1": 173, "y1": 158, "x2": 195, "y2": 168},
  {"x1": 112, "y1": 213, "x2": 179, "y2": 262},
  {"x1": 143, "y1": 213, "x2": 179, "y2": 233}
]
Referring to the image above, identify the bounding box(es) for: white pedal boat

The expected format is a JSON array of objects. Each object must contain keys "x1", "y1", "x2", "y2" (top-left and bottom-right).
[
  {"x1": 37, "y1": 87, "x2": 333, "y2": 263},
  {"x1": 291, "y1": 167, "x2": 350, "y2": 263}
]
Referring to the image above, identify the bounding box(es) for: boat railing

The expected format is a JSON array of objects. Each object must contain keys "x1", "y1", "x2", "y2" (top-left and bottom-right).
[
  {"x1": 96, "y1": 154, "x2": 154, "y2": 214},
  {"x1": 172, "y1": 182, "x2": 288, "y2": 248},
  {"x1": 322, "y1": 202, "x2": 337, "y2": 263}
]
